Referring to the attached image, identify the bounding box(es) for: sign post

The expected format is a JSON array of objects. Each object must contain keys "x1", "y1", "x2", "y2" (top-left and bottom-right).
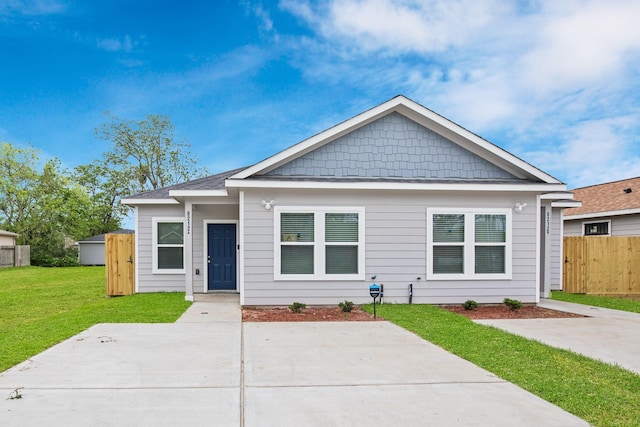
[{"x1": 369, "y1": 284, "x2": 381, "y2": 319}]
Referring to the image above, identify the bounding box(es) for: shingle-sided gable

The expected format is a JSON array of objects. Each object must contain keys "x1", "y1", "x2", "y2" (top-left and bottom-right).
[
  {"x1": 264, "y1": 112, "x2": 517, "y2": 180},
  {"x1": 231, "y1": 95, "x2": 561, "y2": 184}
]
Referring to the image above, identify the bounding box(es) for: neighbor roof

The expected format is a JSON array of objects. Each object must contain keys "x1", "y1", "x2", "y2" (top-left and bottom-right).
[
  {"x1": 77, "y1": 229, "x2": 135, "y2": 243},
  {"x1": 0, "y1": 230, "x2": 19, "y2": 237},
  {"x1": 564, "y1": 176, "x2": 640, "y2": 217}
]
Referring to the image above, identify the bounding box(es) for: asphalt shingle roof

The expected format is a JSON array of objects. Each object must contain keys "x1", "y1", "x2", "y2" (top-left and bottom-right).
[
  {"x1": 565, "y1": 176, "x2": 640, "y2": 216},
  {"x1": 123, "y1": 167, "x2": 247, "y2": 199}
]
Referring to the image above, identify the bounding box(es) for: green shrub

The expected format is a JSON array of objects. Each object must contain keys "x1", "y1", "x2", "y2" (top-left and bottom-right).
[
  {"x1": 462, "y1": 300, "x2": 478, "y2": 310},
  {"x1": 339, "y1": 300, "x2": 355, "y2": 313},
  {"x1": 289, "y1": 302, "x2": 306, "y2": 313},
  {"x1": 503, "y1": 298, "x2": 523, "y2": 311}
]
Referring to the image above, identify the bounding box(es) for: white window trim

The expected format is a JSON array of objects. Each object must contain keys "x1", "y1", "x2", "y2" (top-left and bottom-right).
[
  {"x1": 274, "y1": 206, "x2": 365, "y2": 281},
  {"x1": 152, "y1": 217, "x2": 186, "y2": 274},
  {"x1": 582, "y1": 219, "x2": 611, "y2": 236},
  {"x1": 427, "y1": 208, "x2": 512, "y2": 280}
]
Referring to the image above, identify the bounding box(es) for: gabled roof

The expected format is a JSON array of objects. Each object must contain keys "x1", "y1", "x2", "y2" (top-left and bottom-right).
[
  {"x1": 228, "y1": 95, "x2": 562, "y2": 185},
  {"x1": 564, "y1": 176, "x2": 640, "y2": 219},
  {"x1": 122, "y1": 95, "x2": 567, "y2": 205}
]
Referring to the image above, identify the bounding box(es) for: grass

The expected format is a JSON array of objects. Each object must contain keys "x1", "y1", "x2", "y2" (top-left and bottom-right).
[
  {"x1": 552, "y1": 291, "x2": 640, "y2": 314},
  {"x1": 0, "y1": 266, "x2": 191, "y2": 372},
  {"x1": 363, "y1": 303, "x2": 640, "y2": 427}
]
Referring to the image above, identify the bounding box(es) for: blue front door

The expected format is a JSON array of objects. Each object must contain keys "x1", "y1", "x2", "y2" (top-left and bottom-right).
[{"x1": 207, "y1": 224, "x2": 237, "y2": 291}]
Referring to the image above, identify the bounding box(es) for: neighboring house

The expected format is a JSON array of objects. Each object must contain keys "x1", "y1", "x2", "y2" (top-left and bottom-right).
[
  {"x1": 0, "y1": 230, "x2": 19, "y2": 247},
  {"x1": 564, "y1": 177, "x2": 640, "y2": 237},
  {"x1": 122, "y1": 95, "x2": 578, "y2": 305},
  {"x1": 77, "y1": 230, "x2": 135, "y2": 265}
]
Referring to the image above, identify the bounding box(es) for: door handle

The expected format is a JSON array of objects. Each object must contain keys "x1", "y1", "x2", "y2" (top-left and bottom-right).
[{"x1": 207, "y1": 256, "x2": 211, "y2": 264}]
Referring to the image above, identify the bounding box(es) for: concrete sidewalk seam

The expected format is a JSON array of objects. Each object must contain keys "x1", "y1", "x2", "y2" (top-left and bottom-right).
[{"x1": 244, "y1": 380, "x2": 508, "y2": 389}]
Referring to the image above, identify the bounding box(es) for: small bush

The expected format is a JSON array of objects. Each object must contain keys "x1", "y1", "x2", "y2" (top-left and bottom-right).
[
  {"x1": 462, "y1": 300, "x2": 478, "y2": 311},
  {"x1": 289, "y1": 302, "x2": 306, "y2": 313},
  {"x1": 339, "y1": 300, "x2": 355, "y2": 313},
  {"x1": 503, "y1": 298, "x2": 523, "y2": 311}
]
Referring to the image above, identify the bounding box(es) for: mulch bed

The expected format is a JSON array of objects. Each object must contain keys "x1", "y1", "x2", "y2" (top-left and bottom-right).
[
  {"x1": 443, "y1": 304, "x2": 586, "y2": 320},
  {"x1": 242, "y1": 304, "x2": 586, "y2": 322}
]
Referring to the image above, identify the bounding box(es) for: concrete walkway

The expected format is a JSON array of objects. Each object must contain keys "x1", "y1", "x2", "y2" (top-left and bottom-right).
[
  {"x1": 477, "y1": 298, "x2": 640, "y2": 375},
  {"x1": 0, "y1": 296, "x2": 589, "y2": 426}
]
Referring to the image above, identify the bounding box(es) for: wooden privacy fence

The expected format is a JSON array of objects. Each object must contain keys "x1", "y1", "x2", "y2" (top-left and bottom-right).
[
  {"x1": 563, "y1": 236, "x2": 640, "y2": 295},
  {"x1": 0, "y1": 245, "x2": 30, "y2": 268},
  {"x1": 105, "y1": 233, "x2": 135, "y2": 296}
]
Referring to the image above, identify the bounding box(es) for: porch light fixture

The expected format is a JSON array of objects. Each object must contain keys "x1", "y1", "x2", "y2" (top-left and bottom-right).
[
  {"x1": 514, "y1": 203, "x2": 527, "y2": 212},
  {"x1": 261, "y1": 200, "x2": 275, "y2": 210}
]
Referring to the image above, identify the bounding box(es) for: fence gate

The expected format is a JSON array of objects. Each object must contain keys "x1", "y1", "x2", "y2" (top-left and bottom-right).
[
  {"x1": 105, "y1": 233, "x2": 135, "y2": 296},
  {"x1": 563, "y1": 236, "x2": 640, "y2": 295}
]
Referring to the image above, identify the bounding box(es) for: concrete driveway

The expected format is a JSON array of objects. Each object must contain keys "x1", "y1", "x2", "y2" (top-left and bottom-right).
[
  {"x1": 0, "y1": 296, "x2": 589, "y2": 426},
  {"x1": 477, "y1": 298, "x2": 640, "y2": 375}
]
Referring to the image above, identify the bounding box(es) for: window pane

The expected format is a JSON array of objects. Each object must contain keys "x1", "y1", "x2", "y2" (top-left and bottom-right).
[
  {"x1": 158, "y1": 247, "x2": 184, "y2": 269},
  {"x1": 433, "y1": 214, "x2": 464, "y2": 242},
  {"x1": 281, "y1": 213, "x2": 314, "y2": 242},
  {"x1": 475, "y1": 246, "x2": 505, "y2": 274},
  {"x1": 326, "y1": 246, "x2": 358, "y2": 274},
  {"x1": 433, "y1": 246, "x2": 463, "y2": 274},
  {"x1": 281, "y1": 245, "x2": 314, "y2": 274},
  {"x1": 584, "y1": 222, "x2": 608, "y2": 236},
  {"x1": 475, "y1": 215, "x2": 506, "y2": 243},
  {"x1": 326, "y1": 213, "x2": 359, "y2": 242},
  {"x1": 158, "y1": 222, "x2": 183, "y2": 244}
]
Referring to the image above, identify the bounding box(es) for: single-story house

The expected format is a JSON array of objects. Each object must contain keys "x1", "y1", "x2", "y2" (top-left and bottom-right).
[
  {"x1": 122, "y1": 95, "x2": 579, "y2": 305},
  {"x1": 564, "y1": 176, "x2": 640, "y2": 236},
  {"x1": 0, "y1": 230, "x2": 19, "y2": 247},
  {"x1": 77, "y1": 229, "x2": 135, "y2": 265}
]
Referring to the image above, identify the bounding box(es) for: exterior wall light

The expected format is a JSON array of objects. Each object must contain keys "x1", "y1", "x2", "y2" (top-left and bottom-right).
[
  {"x1": 261, "y1": 200, "x2": 275, "y2": 210},
  {"x1": 514, "y1": 203, "x2": 527, "y2": 212}
]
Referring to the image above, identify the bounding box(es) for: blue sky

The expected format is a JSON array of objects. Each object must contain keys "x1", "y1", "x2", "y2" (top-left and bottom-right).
[{"x1": 2, "y1": 0, "x2": 640, "y2": 189}]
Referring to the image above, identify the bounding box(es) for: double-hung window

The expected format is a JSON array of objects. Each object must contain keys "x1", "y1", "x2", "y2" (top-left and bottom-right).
[
  {"x1": 427, "y1": 209, "x2": 511, "y2": 280},
  {"x1": 275, "y1": 207, "x2": 365, "y2": 280},
  {"x1": 152, "y1": 218, "x2": 185, "y2": 274}
]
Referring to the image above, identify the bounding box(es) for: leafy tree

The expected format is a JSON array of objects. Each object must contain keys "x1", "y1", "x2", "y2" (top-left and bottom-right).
[
  {"x1": 73, "y1": 161, "x2": 130, "y2": 236},
  {"x1": 96, "y1": 111, "x2": 208, "y2": 193},
  {"x1": 0, "y1": 142, "x2": 41, "y2": 231}
]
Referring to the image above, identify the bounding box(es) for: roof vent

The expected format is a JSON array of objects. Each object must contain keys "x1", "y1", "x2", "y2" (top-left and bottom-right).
[{"x1": 624, "y1": 188, "x2": 632, "y2": 194}]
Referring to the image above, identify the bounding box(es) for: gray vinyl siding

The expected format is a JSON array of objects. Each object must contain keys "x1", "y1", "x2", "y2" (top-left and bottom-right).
[
  {"x1": 242, "y1": 189, "x2": 539, "y2": 305},
  {"x1": 563, "y1": 220, "x2": 582, "y2": 236},
  {"x1": 136, "y1": 204, "x2": 185, "y2": 292},
  {"x1": 191, "y1": 204, "x2": 239, "y2": 294},
  {"x1": 564, "y1": 214, "x2": 640, "y2": 236},
  {"x1": 611, "y1": 214, "x2": 640, "y2": 235},
  {"x1": 265, "y1": 113, "x2": 516, "y2": 180}
]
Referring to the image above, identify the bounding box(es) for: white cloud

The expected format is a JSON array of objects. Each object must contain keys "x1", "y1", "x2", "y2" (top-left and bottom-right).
[
  {"x1": 524, "y1": 116, "x2": 640, "y2": 187},
  {"x1": 282, "y1": 0, "x2": 506, "y2": 53},
  {"x1": 97, "y1": 35, "x2": 138, "y2": 53},
  {"x1": 519, "y1": 0, "x2": 640, "y2": 94},
  {"x1": 275, "y1": 0, "x2": 640, "y2": 187},
  {"x1": 0, "y1": 0, "x2": 65, "y2": 15}
]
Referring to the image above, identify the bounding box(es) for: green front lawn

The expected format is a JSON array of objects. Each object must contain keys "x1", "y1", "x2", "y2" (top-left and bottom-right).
[
  {"x1": 0, "y1": 266, "x2": 191, "y2": 372},
  {"x1": 363, "y1": 303, "x2": 640, "y2": 427},
  {"x1": 551, "y1": 291, "x2": 640, "y2": 314}
]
